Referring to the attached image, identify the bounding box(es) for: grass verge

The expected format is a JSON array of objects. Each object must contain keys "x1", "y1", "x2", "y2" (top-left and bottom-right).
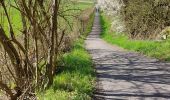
[
  {"x1": 38, "y1": 8, "x2": 95, "y2": 100},
  {"x1": 38, "y1": 38, "x2": 95, "y2": 100},
  {"x1": 100, "y1": 13, "x2": 170, "y2": 61}
]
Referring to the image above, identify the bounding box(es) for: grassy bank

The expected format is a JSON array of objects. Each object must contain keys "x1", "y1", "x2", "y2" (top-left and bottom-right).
[
  {"x1": 38, "y1": 38, "x2": 95, "y2": 100},
  {"x1": 100, "y1": 13, "x2": 170, "y2": 61},
  {"x1": 38, "y1": 8, "x2": 95, "y2": 100}
]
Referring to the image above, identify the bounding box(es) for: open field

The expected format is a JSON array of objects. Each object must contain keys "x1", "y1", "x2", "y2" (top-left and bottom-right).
[{"x1": 0, "y1": 1, "x2": 94, "y2": 35}]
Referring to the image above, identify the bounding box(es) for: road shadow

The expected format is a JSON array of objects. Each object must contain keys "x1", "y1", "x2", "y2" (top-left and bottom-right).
[
  {"x1": 86, "y1": 12, "x2": 170, "y2": 100},
  {"x1": 89, "y1": 49, "x2": 170, "y2": 100}
]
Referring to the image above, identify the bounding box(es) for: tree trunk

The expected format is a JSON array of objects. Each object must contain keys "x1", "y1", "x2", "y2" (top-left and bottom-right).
[
  {"x1": 46, "y1": 0, "x2": 59, "y2": 86},
  {"x1": 0, "y1": 26, "x2": 23, "y2": 85}
]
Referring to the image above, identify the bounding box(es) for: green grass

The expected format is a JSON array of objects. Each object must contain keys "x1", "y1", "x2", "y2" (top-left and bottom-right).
[
  {"x1": 38, "y1": 38, "x2": 95, "y2": 100},
  {"x1": 1, "y1": 2, "x2": 95, "y2": 99},
  {"x1": 59, "y1": 1, "x2": 94, "y2": 32},
  {"x1": 0, "y1": 4, "x2": 22, "y2": 36},
  {"x1": 38, "y1": 8, "x2": 95, "y2": 100},
  {"x1": 100, "y1": 13, "x2": 170, "y2": 61},
  {"x1": 82, "y1": 10, "x2": 95, "y2": 37},
  {"x1": 0, "y1": 1, "x2": 94, "y2": 36},
  {"x1": 76, "y1": 2, "x2": 94, "y2": 10}
]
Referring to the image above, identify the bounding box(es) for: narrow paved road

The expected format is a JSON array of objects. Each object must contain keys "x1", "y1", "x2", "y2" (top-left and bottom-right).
[{"x1": 85, "y1": 13, "x2": 170, "y2": 100}]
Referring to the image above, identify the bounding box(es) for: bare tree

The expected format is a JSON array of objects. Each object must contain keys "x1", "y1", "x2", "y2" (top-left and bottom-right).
[{"x1": 0, "y1": 0, "x2": 83, "y2": 99}]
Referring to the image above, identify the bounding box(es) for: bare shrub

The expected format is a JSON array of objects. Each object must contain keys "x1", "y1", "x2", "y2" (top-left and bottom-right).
[
  {"x1": 122, "y1": 0, "x2": 170, "y2": 39},
  {"x1": 0, "y1": 0, "x2": 86, "y2": 99}
]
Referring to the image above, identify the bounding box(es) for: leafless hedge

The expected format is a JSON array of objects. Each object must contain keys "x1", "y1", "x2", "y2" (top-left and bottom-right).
[
  {"x1": 0, "y1": 0, "x2": 92, "y2": 99},
  {"x1": 122, "y1": 0, "x2": 170, "y2": 39}
]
